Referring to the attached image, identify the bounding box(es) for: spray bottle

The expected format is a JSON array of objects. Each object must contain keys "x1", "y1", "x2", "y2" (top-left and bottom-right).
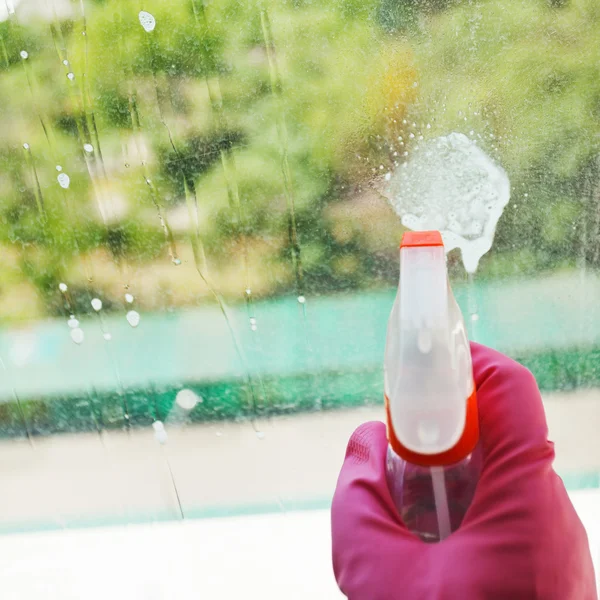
[{"x1": 385, "y1": 230, "x2": 481, "y2": 542}]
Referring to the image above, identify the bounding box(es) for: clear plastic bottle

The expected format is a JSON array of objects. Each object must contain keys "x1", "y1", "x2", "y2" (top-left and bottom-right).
[
  {"x1": 384, "y1": 231, "x2": 480, "y2": 542},
  {"x1": 386, "y1": 446, "x2": 481, "y2": 542}
]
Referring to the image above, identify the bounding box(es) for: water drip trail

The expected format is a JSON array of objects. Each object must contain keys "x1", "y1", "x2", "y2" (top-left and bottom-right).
[
  {"x1": 0, "y1": 355, "x2": 34, "y2": 446},
  {"x1": 22, "y1": 143, "x2": 45, "y2": 218},
  {"x1": 260, "y1": 7, "x2": 303, "y2": 299},
  {"x1": 48, "y1": 7, "x2": 136, "y2": 429},
  {"x1": 188, "y1": 0, "x2": 270, "y2": 417},
  {"x1": 149, "y1": 399, "x2": 184, "y2": 520}
]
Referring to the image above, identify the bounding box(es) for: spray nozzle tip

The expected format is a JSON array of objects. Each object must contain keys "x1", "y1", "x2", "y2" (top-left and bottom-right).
[{"x1": 400, "y1": 230, "x2": 444, "y2": 249}]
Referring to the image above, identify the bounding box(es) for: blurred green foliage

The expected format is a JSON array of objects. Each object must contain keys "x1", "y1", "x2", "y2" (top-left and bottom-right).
[{"x1": 0, "y1": 0, "x2": 598, "y2": 321}]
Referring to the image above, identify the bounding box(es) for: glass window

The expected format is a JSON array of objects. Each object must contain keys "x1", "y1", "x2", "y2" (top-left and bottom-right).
[{"x1": 0, "y1": 0, "x2": 598, "y2": 595}]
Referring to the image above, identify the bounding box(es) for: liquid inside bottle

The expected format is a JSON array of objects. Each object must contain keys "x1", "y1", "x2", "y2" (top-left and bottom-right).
[{"x1": 386, "y1": 445, "x2": 482, "y2": 542}]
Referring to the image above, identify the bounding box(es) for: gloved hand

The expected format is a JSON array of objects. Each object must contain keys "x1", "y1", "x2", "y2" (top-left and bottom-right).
[{"x1": 331, "y1": 343, "x2": 597, "y2": 599}]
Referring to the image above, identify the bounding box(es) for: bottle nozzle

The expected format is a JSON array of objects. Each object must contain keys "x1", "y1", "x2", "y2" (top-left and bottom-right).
[{"x1": 384, "y1": 231, "x2": 479, "y2": 467}]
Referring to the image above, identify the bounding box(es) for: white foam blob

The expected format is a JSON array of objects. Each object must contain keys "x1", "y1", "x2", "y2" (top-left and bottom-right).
[{"x1": 387, "y1": 132, "x2": 510, "y2": 274}]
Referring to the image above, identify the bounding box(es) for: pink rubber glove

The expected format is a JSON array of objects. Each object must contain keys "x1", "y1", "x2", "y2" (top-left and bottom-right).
[{"x1": 332, "y1": 343, "x2": 597, "y2": 599}]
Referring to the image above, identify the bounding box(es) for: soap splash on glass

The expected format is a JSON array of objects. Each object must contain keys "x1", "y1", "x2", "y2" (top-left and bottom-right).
[{"x1": 386, "y1": 132, "x2": 510, "y2": 274}]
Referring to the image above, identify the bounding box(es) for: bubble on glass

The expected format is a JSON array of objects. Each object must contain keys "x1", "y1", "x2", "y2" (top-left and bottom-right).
[
  {"x1": 125, "y1": 293, "x2": 134, "y2": 303},
  {"x1": 67, "y1": 316, "x2": 79, "y2": 329},
  {"x1": 19, "y1": 50, "x2": 28, "y2": 59},
  {"x1": 297, "y1": 295, "x2": 306, "y2": 304},
  {"x1": 91, "y1": 298, "x2": 102, "y2": 311},
  {"x1": 256, "y1": 431, "x2": 265, "y2": 440},
  {"x1": 126, "y1": 310, "x2": 140, "y2": 327},
  {"x1": 83, "y1": 143, "x2": 94, "y2": 153},
  {"x1": 172, "y1": 257, "x2": 182, "y2": 265},
  {"x1": 22, "y1": 143, "x2": 29, "y2": 150},
  {"x1": 70, "y1": 328, "x2": 84, "y2": 344},
  {"x1": 67, "y1": 72, "x2": 75, "y2": 81},
  {"x1": 386, "y1": 133, "x2": 510, "y2": 274},
  {"x1": 138, "y1": 10, "x2": 156, "y2": 32},
  {"x1": 62, "y1": 59, "x2": 69, "y2": 66},
  {"x1": 57, "y1": 173, "x2": 70, "y2": 188},
  {"x1": 58, "y1": 282, "x2": 68, "y2": 292},
  {"x1": 245, "y1": 288, "x2": 252, "y2": 296},
  {"x1": 175, "y1": 389, "x2": 201, "y2": 410},
  {"x1": 56, "y1": 165, "x2": 62, "y2": 171},
  {"x1": 103, "y1": 332, "x2": 112, "y2": 341}
]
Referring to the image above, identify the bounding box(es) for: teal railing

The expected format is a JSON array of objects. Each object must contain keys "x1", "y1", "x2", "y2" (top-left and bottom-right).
[{"x1": 1, "y1": 270, "x2": 599, "y2": 436}]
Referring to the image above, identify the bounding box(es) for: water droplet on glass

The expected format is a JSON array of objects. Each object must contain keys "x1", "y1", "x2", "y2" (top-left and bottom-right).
[
  {"x1": 20, "y1": 50, "x2": 28, "y2": 59},
  {"x1": 216, "y1": 431, "x2": 223, "y2": 437},
  {"x1": 91, "y1": 298, "x2": 102, "y2": 311},
  {"x1": 103, "y1": 332, "x2": 112, "y2": 341},
  {"x1": 59, "y1": 282, "x2": 68, "y2": 292},
  {"x1": 297, "y1": 295, "x2": 306, "y2": 304},
  {"x1": 126, "y1": 310, "x2": 140, "y2": 328},
  {"x1": 175, "y1": 389, "x2": 201, "y2": 410},
  {"x1": 384, "y1": 172, "x2": 392, "y2": 181},
  {"x1": 70, "y1": 328, "x2": 84, "y2": 344},
  {"x1": 125, "y1": 293, "x2": 134, "y2": 304},
  {"x1": 62, "y1": 59, "x2": 69, "y2": 66},
  {"x1": 256, "y1": 431, "x2": 265, "y2": 440},
  {"x1": 67, "y1": 317, "x2": 79, "y2": 329},
  {"x1": 138, "y1": 10, "x2": 156, "y2": 32},
  {"x1": 83, "y1": 143, "x2": 93, "y2": 153},
  {"x1": 56, "y1": 165, "x2": 62, "y2": 171},
  {"x1": 471, "y1": 313, "x2": 479, "y2": 322},
  {"x1": 57, "y1": 173, "x2": 70, "y2": 189},
  {"x1": 245, "y1": 288, "x2": 252, "y2": 296},
  {"x1": 172, "y1": 257, "x2": 181, "y2": 265},
  {"x1": 152, "y1": 420, "x2": 168, "y2": 444},
  {"x1": 23, "y1": 143, "x2": 30, "y2": 150},
  {"x1": 67, "y1": 72, "x2": 75, "y2": 81}
]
